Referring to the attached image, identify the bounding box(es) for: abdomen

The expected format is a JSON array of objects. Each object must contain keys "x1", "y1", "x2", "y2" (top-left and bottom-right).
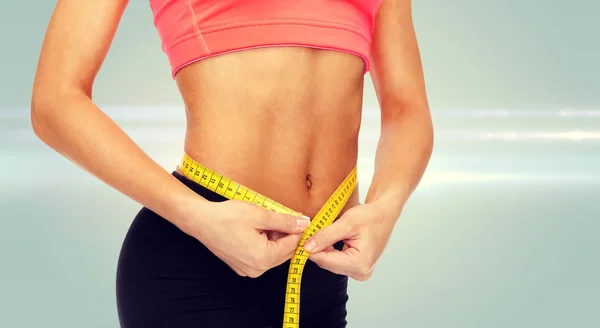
[{"x1": 174, "y1": 47, "x2": 365, "y2": 217}]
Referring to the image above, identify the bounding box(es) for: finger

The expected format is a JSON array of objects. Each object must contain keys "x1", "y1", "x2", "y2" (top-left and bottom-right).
[
  {"x1": 256, "y1": 212, "x2": 311, "y2": 234},
  {"x1": 266, "y1": 233, "x2": 303, "y2": 266},
  {"x1": 310, "y1": 247, "x2": 374, "y2": 281},
  {"x1": 302, "y1": 217, "x2": 356, "y2": 253},
  {"x1": 313, "y1": 245, "x2": 337, "y2": 253},
  {"x1": 267, "y1": 230, "x2": 283, "y2": 241},
  {"x1": 308, "y1": 247, "x2": 357, "y2": 276}
]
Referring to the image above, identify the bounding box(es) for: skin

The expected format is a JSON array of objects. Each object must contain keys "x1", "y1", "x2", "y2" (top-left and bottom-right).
[{"x1": 31, "y1": 0, "x2": 433, "y2": 281}]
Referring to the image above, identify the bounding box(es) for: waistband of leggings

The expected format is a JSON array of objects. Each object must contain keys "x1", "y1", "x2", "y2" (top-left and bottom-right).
[{"x1": 171, "y1": 170, "x2": 228, "y2": 203}]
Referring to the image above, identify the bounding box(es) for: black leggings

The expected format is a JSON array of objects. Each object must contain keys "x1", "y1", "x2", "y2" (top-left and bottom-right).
[{"x1": 116, "y1": 171, "x2": 349, "y2": 328}]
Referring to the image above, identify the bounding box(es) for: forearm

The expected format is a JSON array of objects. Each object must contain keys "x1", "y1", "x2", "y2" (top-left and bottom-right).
[
  {"x1": 30, "y1": 92, "x2": 209, "y2": 231},
  {"x1": 364, "y1": 102, "x2": 434, "y2": 218}
]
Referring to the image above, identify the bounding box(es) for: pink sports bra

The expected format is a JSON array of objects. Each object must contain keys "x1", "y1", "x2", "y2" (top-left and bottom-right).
[{"x1": 149, "y1": 0, "x2": 382, "y2": 79}]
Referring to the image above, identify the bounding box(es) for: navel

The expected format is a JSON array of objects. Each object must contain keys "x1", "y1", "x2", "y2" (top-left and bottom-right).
[{"x1": 306, "y1": 174, "x2": 312, "y2": 190}]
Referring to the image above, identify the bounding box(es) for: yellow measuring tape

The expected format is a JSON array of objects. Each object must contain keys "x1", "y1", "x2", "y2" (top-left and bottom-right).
[{"x1": 179, "y1": 152, "x2": 357, "y2": 328}]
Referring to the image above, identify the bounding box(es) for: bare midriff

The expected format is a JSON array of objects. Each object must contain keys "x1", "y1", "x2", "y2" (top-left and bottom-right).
[{"x1": 174, "y1": 47, "x2": 365, "y2": 218}]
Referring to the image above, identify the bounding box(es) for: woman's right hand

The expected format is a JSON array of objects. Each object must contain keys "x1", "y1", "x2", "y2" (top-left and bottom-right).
[
  {"x1": 28, "y1": 0, "x2": 306, "y2": 279},
  {"x1": 182, "y1": 199, "x2": 310, "y2": 278}
]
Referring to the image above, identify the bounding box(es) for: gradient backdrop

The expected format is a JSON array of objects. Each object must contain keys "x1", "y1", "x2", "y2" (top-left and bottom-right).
[{"x1": 1, "y1": 1, "x2": 599, "y2": 327}]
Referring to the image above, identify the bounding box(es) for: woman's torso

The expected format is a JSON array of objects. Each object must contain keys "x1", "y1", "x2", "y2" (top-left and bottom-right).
[{"x1": 174, "y1": 47, "x2": 365, "y2": 217}]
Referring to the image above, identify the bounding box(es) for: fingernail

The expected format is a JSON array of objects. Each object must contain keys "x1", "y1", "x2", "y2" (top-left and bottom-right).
[
  {"x1": 296, "y1": 218, "x2": 309, "y2": 229},
  {"x1": 301, "y1": 215, "x2": 311, "y2": 221},
  {"x1": 304, "y1": 239, "x2": 316, "y2": 252}
]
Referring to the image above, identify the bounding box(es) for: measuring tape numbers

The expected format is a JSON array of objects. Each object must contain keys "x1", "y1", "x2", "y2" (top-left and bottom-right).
[{"x1": 179, "y1": 152, "x2": 358, "y2": 328}]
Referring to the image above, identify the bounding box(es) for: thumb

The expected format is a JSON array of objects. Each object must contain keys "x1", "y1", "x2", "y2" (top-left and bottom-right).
[
  {"x1": 303, "y1": 218, "x2": 354, "y2": 253},
  {"x1": 256, "y1": 211, "x2": 311, "y2": 234},
  {"x1": 266, "y1": 232, "x2": 303, "y2": 266}
]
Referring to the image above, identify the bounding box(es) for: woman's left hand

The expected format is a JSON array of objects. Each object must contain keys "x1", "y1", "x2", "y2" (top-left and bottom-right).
[{"x1": 302, "y1": 200, "x2": 400, "y2": 281}]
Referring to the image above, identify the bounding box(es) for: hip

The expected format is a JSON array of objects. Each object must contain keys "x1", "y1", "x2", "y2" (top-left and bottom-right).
[{"x1": 116, "y1": 171, "x2": 349, "y2": 327}]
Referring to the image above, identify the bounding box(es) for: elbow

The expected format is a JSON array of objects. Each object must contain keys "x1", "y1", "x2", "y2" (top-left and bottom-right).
[
  {"x1": 30, "y1": 69, "x2": 91, "y2": 148},
  {"x1": 417, "y1": 104, "x2": 435, "y2": 156},
  {"x1": 30, "y1": 85, "x2": 91, "y2": 154},
  {"x1": 382, "y1": 96, "x2": 434, "y2": 130},
  {"x1": 416, "y1": 109, "x2": 434, "y2": 158},
  {"x1": 382, "y1": 97, "x2": 435, "y2": 150},
  {"x1": 30, "y1": 82, "x2": 75, "y2": 139},
  {"x1": 30, "y1": 90, "x2": 54, "y2": 142},
  {"x1": 30, "y1": 85, "x2": 73, "y2": 145}
]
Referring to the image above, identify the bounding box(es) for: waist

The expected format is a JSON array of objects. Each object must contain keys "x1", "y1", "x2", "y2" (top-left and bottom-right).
[
  {"x1": 173, "y1": 48, "x2": 364, "y2": 216},
  {"x1": 176, "y1": 114, "x2": 361, "y2": 218}
]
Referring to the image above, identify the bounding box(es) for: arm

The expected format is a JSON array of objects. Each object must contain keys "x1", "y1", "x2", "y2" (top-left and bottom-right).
[
  {"x1": 30, "y1": 0, "x2": 209, "y2": 231},
  {"x1": 31, "y1": 0, "x2": 310, "y2": 278},
  {"x1": 304, "y1": 0, "x2": 434, "y2": 280},
  {"x1": 365, "y1": 0, "x2": 434, "y2": 217}
]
